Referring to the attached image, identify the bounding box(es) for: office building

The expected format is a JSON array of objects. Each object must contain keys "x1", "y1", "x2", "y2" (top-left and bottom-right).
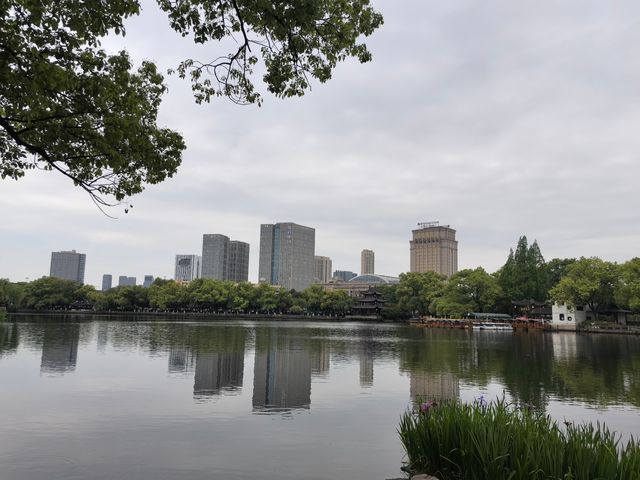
[
  {"x1": 49, "y1": 250, "x2": 86, "y2": 283},
  {"x1": 259, "y1": 222, "x2": 315, "y2": 291},
  {"x1": 142, "y1": 275, "x2": 154, "y2": 288},
  {"x1": 118, "y1": 276, "x2": 136, "y2": 287},
  {"x1": 314, "y1": 256, "x2": 333, "y2": 284},
  {"x1": 333, "y1": 270, "x2": 357, "y2": 282},
  {"x1": 410, "y1": 222, "x2": 458, "y2": 278},
  {"x1": 201, "y1": 234, "x2": 229, "y2": 280},
  {"x1": 174, "y1": 254, "x2": 201, "y2": 282},
  {"x1": 226, "y1": 241, "x2": 250, "y2": 283},
  {"x1": 361, "y1": 249, "x2": 375, "y2": 275},
  {"x1": 201, "y1": 234, "x2": 250, "y2": 282},
  {"x1": 101, "y1": 274, "x2": 112, "y2": 291}
]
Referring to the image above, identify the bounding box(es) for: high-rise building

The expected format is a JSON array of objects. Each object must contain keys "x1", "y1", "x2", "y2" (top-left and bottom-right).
[
  {"x1": 410, "y1": 222, "x2": 458, "y2": 278},
  {"x1": 314, "y1": 256, "x2": 333, "y2": 284},
  {"x1": 333, "y1": 270, "x2": 357, "y2": 282},
  {"x1": 49, "y1": 250, "x2": 86, "y2": 283},
  {"x1": 201, "y1": 234, "x2": 229, "y2": 280},
  {"x1": 361, "y1": 249, "x2": 375, "y2": 275},
  {"x1": 118, "y1": 276, "x2": 136, "y2": 287},
  {"x1": 259, "y1": 222, "x2": 315, "y2": 291},
  {"x1": 174, "y1": 254, "x2": 201, "y2": 282},
  {"x1": 142, "y1": 275, "x2": 154, "y2": 288},
  {"x1": 201, "y1": 234, "x2": 249, "y2": 282},
  {"x1": 101, "y1": 274, "x2": 112, "y2": 291},
  {"x1": 226, "y1": 241, "x2": 250, "y2": 283}
]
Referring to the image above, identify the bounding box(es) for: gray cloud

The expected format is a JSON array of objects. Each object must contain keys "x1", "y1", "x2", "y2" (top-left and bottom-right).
[{"x1": 2, "y1": 0, "x2": 639, "y2": 286}]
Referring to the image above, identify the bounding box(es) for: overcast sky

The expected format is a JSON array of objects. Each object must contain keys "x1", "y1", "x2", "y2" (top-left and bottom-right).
[{"x1": 2, "y1": 0, "x2": 639, "y2": 287}]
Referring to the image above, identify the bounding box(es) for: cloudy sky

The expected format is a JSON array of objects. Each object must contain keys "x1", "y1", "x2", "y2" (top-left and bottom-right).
[{"x1": 2, "y1": 0, "x2": 640, "y2": 287}]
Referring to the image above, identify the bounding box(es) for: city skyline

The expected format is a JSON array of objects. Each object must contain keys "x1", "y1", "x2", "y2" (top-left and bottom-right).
[{"x1": 2, "y1": 1, "x2": 640, "y2": 287}]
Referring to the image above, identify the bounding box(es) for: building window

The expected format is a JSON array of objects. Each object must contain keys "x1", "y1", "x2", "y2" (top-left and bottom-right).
[
  {"x1": 559, "y1": 314, "x2": 565, "y2": 321},
  {"x1": 567, "y1": 316, "x2": 572, "y2": 322},
  {"x1": 576, "y1": 306, "x2": 584, "y2": 311}
]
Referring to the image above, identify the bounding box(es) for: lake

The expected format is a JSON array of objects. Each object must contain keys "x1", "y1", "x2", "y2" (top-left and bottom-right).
[{"x1": 1, "y1": 315, "x2": 639, "y2": 479}]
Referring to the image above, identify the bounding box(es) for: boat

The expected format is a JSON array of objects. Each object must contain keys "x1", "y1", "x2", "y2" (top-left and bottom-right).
[{"x1": 472, "y1": 322, "x2": 513, "y2": 331}]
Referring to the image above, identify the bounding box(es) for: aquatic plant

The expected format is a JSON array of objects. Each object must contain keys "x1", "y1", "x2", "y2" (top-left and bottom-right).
[{"x1": 398, "y1": 397, "x2": 640, "y2": 479}]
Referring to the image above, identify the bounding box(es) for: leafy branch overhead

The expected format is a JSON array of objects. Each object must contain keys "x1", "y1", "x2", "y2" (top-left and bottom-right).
[{"x1": 0, "y1": 0, "x2": 383, "y2": 205}]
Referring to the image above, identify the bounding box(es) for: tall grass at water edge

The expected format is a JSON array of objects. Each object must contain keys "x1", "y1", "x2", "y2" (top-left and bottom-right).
[{"x1": 398, "y1": 398, "x2": 640, "y2": 480}]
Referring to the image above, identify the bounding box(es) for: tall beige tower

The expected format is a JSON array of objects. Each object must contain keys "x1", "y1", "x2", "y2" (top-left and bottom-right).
[
  {"x1": 361, "y1": 249, "x2": 375, "y2": 275},
  {"x1": 410, "y1": 222, "x2": 458, "y2": 278},
  {"x1": 314, "y1": 255, "x2": 333, "y2": 283}
]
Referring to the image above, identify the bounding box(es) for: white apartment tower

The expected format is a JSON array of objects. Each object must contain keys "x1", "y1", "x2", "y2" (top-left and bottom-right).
[{"x1": 174, "y1": 254, "x2": 202, "y2": 281}]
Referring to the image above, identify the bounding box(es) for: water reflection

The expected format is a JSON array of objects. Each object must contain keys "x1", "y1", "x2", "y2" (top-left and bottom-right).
[
  {"x1": 0, "y1": 322, "x2": 19, "y2": 357},
  {"x1": 193, "y1": 327, "x2": 245, "y2": 399},
  {"x1": 410, "y1": 372, "x2": 460, "y2": 403},
  {"x1": 2, "y1": 317, "x2": 640, "y2": 410},
  {"x1": 253, "y1": 327, "x2": 311, "y2": 411},
  {"x1": 40, "y1": 323, "x2": 80, "y2": 374}
]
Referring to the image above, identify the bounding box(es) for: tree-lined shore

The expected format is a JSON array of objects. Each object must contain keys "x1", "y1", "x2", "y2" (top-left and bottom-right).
[{"x1": 2, "y1": 237, "x2": 639, "y2": 320}]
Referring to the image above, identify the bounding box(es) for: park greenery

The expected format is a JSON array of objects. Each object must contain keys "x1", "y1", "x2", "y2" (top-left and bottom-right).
[
  {"x1": 399, "y1": 398, "x2": 640, "y2": 480},
  {"x1": 0, "y1": 0, "x2": 383, "y2": 204},
  {"x1": 0, "y1": 277, "x2": 354, "y2": 315},
  {"x1": 2, "y1": 236, "x2": 639, "y2": 318}
]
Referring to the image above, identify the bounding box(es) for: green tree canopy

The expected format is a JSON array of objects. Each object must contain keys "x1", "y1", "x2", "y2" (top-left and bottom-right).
[
  {"x1": 436, "y1": 267, "x2": 502, "y2": 318},
  {"x1": 615, "y1": 258, "x2": 640, "y2": 312},
  {"x1": 497, "y1": 236, "x2": 548, "y2": 302},
  {"x1": 1, "y1": 1, "x2": 382, "y2": 204},
  {"x1": 545, "y1": 258, "x2": 577, "y2": 291},
  {"x1": 395, "y1": 271, "x2": 446, "y2": 317},
  {"x1": 549, "y1": 257, "x2": 619, "y2": 320}
]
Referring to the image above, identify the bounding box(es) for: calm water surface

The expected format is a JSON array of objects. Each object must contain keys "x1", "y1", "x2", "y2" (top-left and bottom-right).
[{"x1": 1, "y1": 315, "x2": 639, "y2": 479}]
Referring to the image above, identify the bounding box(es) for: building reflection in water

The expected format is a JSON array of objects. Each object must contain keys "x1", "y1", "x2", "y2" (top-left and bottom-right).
[
  {"x1": 359, "y1": 352, "x2": 374, "y2": 388},
  {"x1": 96, "y1": 323, "x2": 109, "y2": 353},
  {"x1": 253, "y1": 329, "x2": 311, "y2": 412},
  {"x1": 410, "y1": 371, "x2": 460, "y2": 403},
  {"x1": 552, "y1": 333, "x2": 578, "y2": 362},
  {"x1": 0, "y1": 322, "x2": 19, "y2": 358},
  {"x1": 40, "y1": 323, "x2": 80, "y2": 374},
  {"x1": 310, "y1": 340, "x2": 330, "y2": 379},
  {"x1": 168, "y1": 347, "x2": 195, "y2": 374},
  {"x1": 194, "y1": 351, "x2": 244, "y2": 398}
]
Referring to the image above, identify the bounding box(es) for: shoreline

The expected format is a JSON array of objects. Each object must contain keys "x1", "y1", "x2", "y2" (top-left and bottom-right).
[
  {"x1": 5, "y1": 312, "x2": 639, "y2": 334},
  {"x1": 5, "y1": 310, "x2": 403, "y2": 323}
]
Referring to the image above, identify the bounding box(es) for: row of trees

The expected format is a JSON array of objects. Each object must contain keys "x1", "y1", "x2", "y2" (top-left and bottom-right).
[
  {"x1": 2, "y1": 236, "x2": 639, "y2": 319},
  {"x1": 379, "y1": 236, "x2": 640, "y2": 319},
  {"x1": 0, "y1": 277, "x2": 354, "y2": 315}
]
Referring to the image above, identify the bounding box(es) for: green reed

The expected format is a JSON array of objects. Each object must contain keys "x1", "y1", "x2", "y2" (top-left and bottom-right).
[{"x1": 398, "y1": 398, "x2": 639, "y2": 480}]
